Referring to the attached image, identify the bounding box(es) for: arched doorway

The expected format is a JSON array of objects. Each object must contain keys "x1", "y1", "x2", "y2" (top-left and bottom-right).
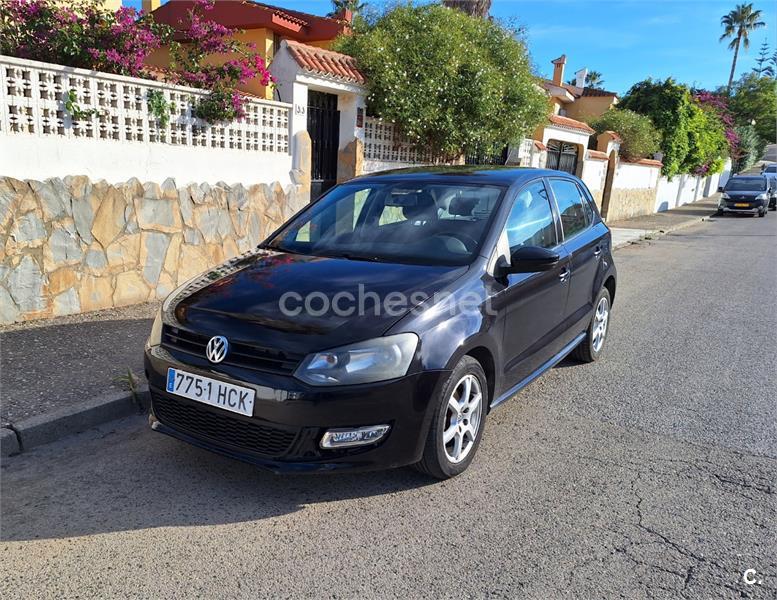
[{"x1": 545, "y1": 140, "x2": 578, "y2": 174}]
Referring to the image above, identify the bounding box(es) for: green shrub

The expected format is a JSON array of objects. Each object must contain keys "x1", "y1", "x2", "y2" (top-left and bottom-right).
[
  {"x1": 620, "y1": 78, "x2": 729, "y2": 177},
  {"x1": 334, "y1": 4, "x2": 548, "y2": 160},
  {"x1": 589, "y1": 109, "x2": 660, "y2": 161}
]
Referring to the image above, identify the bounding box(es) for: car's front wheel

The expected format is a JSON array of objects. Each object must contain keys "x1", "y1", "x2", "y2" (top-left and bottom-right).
[
  {"x1": 414, "y1": 356, "x2": 488, "y2": 479},
  {"x1": 572, "y1": 287, "x2": 612, "y2": 363}
]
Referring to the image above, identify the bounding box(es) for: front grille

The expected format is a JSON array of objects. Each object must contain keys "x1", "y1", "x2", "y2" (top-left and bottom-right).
[
  {"x1": 162, "y1": 325, "x2": 302, "y2": 374},
  {"x1": 153, "y1": 393, "x2": 298, "y2": 457}
]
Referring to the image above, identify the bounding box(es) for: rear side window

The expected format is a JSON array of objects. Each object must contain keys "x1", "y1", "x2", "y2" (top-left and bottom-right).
[
  {"x1": 504, "y1": 180, "x2": 556, "y2": 250},
  {"x1": 549, "y1": 179, "x2": 590, "y2": 239}
]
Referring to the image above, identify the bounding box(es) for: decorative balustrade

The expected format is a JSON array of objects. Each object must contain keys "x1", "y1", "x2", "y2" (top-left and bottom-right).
[
  {"x1": 0, "y1": 55, "x2": 290, "y2": 154},
  {"x1": 363, "y1": 117, "x2": 432, "y2": 164}
]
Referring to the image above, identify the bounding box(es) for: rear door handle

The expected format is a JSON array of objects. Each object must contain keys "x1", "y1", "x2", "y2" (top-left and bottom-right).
[{"x1": 559, "y1": 267, "x2": 571, "y2": 282}]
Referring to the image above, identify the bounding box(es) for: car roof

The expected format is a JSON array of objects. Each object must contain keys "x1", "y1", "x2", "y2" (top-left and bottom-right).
[
  {"x1": 729, "y1": 175, "x2": 765, "y2": 181},
  {"x1": 350, "y1": 166, "x2": 579, "y2": 187}
]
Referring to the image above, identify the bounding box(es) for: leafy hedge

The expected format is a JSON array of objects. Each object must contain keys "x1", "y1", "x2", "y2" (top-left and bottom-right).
[
  {"x1": 589, "y1": 109, "x2": 660, "y2": 162},
  {"x1": 334, "y1": 4, "x2": 548, "y2": 160},
  {"x1": 619, "y1": 78, "x2": 729, "y2": 177}
]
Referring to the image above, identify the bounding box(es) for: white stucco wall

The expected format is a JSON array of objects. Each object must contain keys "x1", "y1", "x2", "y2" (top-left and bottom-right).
[
  {"x1": 0, "y1": 134, "x2": 293, "y2": 186},
  {"x1": 581, "y1": 158, "x2": 607, "y2": 193},
  {"x1": 613, "y1": 162, "x2": 661, "y2": 190}
]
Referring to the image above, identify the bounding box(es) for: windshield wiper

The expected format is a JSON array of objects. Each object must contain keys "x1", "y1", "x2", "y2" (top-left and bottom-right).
[{"x1": 318, "y1": 251, "x2": 384, "y2": 263}]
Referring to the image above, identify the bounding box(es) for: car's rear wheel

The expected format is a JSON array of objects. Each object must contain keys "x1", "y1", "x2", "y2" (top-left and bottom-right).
[
  {"x1": 413, "y1": 356, "x2": 488, "y2": 479},
  {"x1": 572, "y1": 287, "x2": 611, "y2": 363}
]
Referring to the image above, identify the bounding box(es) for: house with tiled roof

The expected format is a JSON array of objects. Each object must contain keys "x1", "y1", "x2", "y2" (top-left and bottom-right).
[
  {"x1": 143, "y1": 0, "x2": 352, "y2": 100},
  {"x1": 144, "y1": 0, "x2": 366, "y2": 198}
]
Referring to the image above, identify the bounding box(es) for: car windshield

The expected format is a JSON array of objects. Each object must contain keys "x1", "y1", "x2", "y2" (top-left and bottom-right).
[
  {"x1": 265, "y1": 181, "x2": 506, "y2": 266},
  {"x1": 764, "y1": 165, "x2": 777, "y2": 173},
  {"x1": 725, "y1": 178, "x2": 766, "y2": 191}
]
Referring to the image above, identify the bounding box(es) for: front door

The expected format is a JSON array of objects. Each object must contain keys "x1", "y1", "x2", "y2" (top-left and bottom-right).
[
  {"x1": 498, "y1": 179, "x2": 571, "y2": 387},
  {"x1": 547, "y1": 178, "x2": 600, "y2": 337},
  {"x1": 307, "y1": 91, "x2": 340, "y2": 200}
]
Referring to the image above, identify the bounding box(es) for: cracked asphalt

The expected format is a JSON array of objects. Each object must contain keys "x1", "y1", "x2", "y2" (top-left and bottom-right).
[{"x1": 1, "y1": 214, "x2": 775, "y2": 599}]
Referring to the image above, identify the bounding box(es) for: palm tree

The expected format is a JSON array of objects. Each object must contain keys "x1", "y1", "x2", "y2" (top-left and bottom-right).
[
  {"x1": 566, "y1": 70, "x2": 605, "y2": 89},
  {"x1": 720, "y1": 3, "x2": 766, "y2": 93},
  {"x1": 328, "y1": 0, "x2": 366, "y2": 18},
  {"x1": 442, "y1": 0, "x2": 492, "y2": 18}
]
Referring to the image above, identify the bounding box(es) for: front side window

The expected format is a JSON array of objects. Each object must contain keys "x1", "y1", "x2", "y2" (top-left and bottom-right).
[
  {"x1": 266, "y1": 182, "x2": 506, "y2": 266},
  {"x1": 504, "y1": 180, "x2": 556, "y2": 251},
  {"x1": 549, "y1": 179, "x2": 590, "y2": 239}
]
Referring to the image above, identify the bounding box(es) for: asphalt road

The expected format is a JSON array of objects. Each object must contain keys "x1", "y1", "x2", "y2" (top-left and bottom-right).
[{"x1": 1, "y1": 214, "x2": 775, "y2": 599}]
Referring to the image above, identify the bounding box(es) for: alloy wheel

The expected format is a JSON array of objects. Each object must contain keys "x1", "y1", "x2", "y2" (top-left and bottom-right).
[
  {"x1": 443, "y1": 374, "x2": 483, "y2": 464},
  {"x1": 591, "y1": 296, "x2": 610, "y2": 353}
]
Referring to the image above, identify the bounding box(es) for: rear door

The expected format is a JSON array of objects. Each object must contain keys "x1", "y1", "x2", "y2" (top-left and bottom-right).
[
  {"x1": 548, "y1": 178, "x2": 601, "y2": 338},
  {"x1": 497, "y1": 179, "x2": 571, "y2": 387}
]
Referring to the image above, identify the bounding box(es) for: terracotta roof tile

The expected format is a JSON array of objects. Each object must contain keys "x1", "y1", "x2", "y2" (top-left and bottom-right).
[
  {"x1": 533, "y1": 140, "x2": 547, "y2": 151},
  {"x1": 604, "y1": 130, "x2": 622, "y2": 141},
  {"x1": 548, "y1": 114, "x2": 595, "y2": 134},
  {"x1": 625, "y1": 158, "x2": 663, "y2": 167},
  {"x1": 285, "y1": 40, "x2": 365, "y2": 84},
  {"x1": 587, "y1": 150, "x2": 608, "y2": 160}
]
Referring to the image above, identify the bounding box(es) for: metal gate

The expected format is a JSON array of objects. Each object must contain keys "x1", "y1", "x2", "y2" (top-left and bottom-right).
[
  {"x1": 465, "y1": 145, "x2": 509, "y2": 165},
  {"x1": 307, "y1": 91, "x2": 340, "y2": 199},
  {"x1": 545, "y1": 140, "x2": 578, "y2": 174}
]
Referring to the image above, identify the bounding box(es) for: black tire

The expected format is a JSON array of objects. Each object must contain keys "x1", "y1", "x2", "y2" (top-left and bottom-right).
[
  {"x1": 759, "y1": 209, "x2": 766, "y2": 217},
  {"x1": 413, "y1": 356, "x2": 488, "y2": 479},
  {"x1": 714, "y1": 210, "x2": 723, "y2": 216},
  {"x1": 572, "y1": 287, "x2": 612, "y2": 363}
]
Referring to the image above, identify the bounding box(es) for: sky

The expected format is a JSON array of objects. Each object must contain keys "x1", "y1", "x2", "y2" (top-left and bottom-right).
[{"x1": 124, "y1": 0, "x2": 776, "y2": 95}]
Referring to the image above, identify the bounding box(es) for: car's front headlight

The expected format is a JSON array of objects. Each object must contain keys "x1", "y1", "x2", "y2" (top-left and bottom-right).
[
  {"x1": 294, "y1": 333, "x2": 419, "y2": 386},
  {"x1": 146, "y1": 308, "x2": 163, "y2": 349},
  {"x1": 756, "y1": 193, "x2": 768, "y2": 200},
  {"x1": 721, "y1": 193, "x2": 730, "y2": 200}
]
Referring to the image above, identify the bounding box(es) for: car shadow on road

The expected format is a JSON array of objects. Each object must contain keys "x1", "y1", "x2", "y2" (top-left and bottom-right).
[{"x1": 0, "y1": 416, "x2": 439, "y2": 542}]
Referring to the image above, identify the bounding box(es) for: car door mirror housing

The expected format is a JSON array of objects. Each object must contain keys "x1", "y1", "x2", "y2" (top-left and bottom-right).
[
  {"x1": 717, "y1": 186, "x2": 724, "y2": 193},
  {"x1": 496, "y1": 246, "x2": 560, "y2": 276}
]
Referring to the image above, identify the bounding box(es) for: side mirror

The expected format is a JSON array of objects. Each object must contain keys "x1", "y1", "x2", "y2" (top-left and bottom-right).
[
  {"x1": 496, "y1": 246, "x2": 560, "y2": 277},
  {"x1": 717, "y1": 186, "x2": 724, "y2": 193}
]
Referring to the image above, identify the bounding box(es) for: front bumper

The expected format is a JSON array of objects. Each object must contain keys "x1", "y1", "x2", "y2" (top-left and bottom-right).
[
  {"x1": 719, "y1": 203, "x2": 763, "y2": 214},
  {"x1": 144, "y1": 345, "x2": 449, "y2": 473}
]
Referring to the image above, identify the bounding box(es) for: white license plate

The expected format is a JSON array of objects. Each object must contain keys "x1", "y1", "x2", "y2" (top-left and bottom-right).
[{"x1": 166, "y1": 368, "x2": 255, "y2": 416}]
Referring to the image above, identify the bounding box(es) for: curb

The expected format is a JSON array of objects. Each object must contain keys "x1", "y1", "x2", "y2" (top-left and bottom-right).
[
  {"x1": 1, "y1": 386, "x2": 149, "y2": 457},
  {"x1": 611, "y1": 212, "x2": 714, "y2": 250}
]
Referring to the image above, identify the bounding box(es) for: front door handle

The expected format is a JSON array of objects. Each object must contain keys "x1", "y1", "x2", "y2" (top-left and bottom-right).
[
  {"x1": 593, "y1": 246, "x2": 602, "y2": 257},
  {"x1": 559, "y1": 267, "x2": 571, "y2": 282}
]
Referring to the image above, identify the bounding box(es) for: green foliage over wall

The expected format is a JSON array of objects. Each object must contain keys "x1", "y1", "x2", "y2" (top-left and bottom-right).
[
  {"x1": 590, "y1": 109, "x2": 660, "y2": 161},
  {"x1": 334, "y1": 4, "x2": 548, "y2": 160},
  {"x1": 619, "y1": 78, "x2": 729, "y2": 177}
]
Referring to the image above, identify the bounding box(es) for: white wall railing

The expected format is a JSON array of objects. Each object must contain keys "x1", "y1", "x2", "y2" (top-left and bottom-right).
[
  {"x1": 0, "y1": 55, "x2": 293, "y2": 185},
  {"x1": 363, "y1": 117, "x2": 433, "y2": 171}
]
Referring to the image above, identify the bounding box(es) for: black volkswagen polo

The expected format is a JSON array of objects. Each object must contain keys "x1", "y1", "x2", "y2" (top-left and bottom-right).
[{"x1": 144, "y1": 167, "x2": 617, "y2": 478}]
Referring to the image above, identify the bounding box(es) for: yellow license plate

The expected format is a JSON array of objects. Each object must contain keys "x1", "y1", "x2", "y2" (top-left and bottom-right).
[{"x1": 734, "y1": 203, "x2": 750, "y2": 207}]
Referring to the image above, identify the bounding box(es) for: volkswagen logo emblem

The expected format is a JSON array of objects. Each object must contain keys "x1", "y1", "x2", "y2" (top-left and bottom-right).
[{"x1": 205, "y1": 335, "x2": 229, "y2": 364}]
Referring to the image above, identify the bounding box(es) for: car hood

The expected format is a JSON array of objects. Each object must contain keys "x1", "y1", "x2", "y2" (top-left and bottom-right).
[{"x1": 169, "y1": 249, "x2": 467, "y2": 354}]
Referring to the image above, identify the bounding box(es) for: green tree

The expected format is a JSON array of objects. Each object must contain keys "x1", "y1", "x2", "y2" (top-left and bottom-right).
[
  {"x1": 567, "y1": 70, "x2": 605, "y2": 89},
  {"x1": 620, "y1": 78, "x2": 729, "y2": 177},
  {"x1": 719, "y1": 3, "x2": 766, "y2": 93},
  {"x1": 752, "y1": 39, "x2": 774, "y2": 77},
  {"x1": 732, "y1": 124, "x2": 765, "y2": 170},
  {"x1": 728, "y1": 73, "x2": 777, "y2": 143},
  {"x1": 590, "y1": 109, "x2": 660, "y2": 161},
  {"x1": 334, "y1": 4, "x2": 547, "y2": 160}
]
